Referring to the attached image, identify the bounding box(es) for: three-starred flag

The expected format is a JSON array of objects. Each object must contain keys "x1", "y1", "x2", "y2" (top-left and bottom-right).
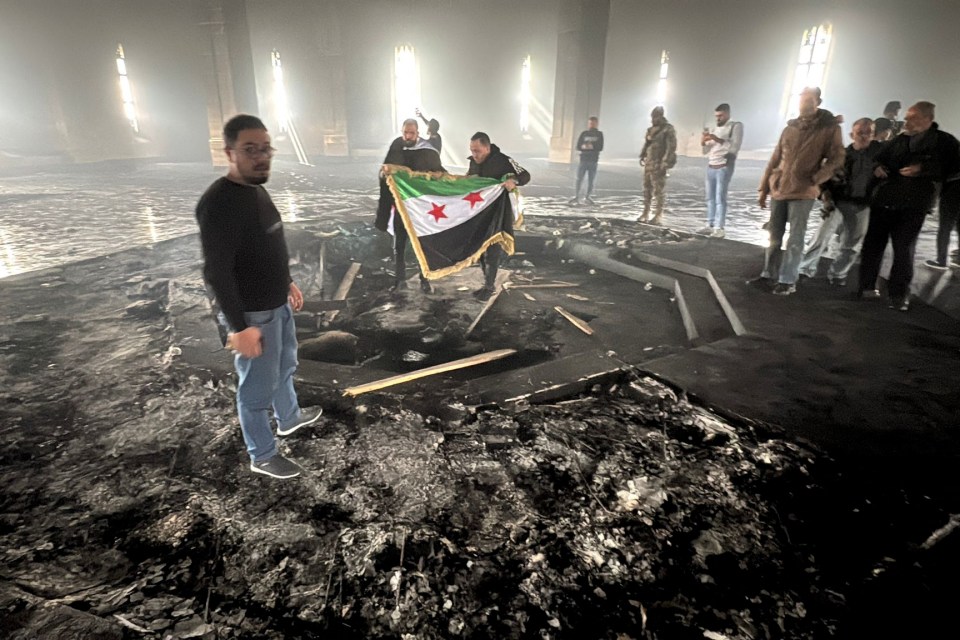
[{"x1": 385, "y1": 166, "x2": 523, "y2": 279}]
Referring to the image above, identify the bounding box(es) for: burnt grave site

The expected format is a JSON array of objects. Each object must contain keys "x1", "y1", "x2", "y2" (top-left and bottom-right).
[{"x1": 3, "y1": 212, "x2": 959, "y2": 640}]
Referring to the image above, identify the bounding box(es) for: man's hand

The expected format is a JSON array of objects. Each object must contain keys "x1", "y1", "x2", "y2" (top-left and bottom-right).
[
  {"x1": 900, "y1": 164, "x2": 922, "y2": 177},
  {"x1": 758, "y1": 193, "x2": 768, "y2": 209},
  {"x1": 288, "y1": 282, "x2": 304, "y2": 312},
  {"x1": 639, "y1": 157, "x2": 646, "y2": 167},
  {"x1": 874, "y1": 166, "x2": 889, "y2": 179},
  {"x1": 701, "y1": 133, "x2": 721, "y2": 145},
  {"x1": 503, "y1": 178, "x2": 518, "y2": 191},
  {"x1": 227, "y1": 327, "x2": 263, "y2": 359}
]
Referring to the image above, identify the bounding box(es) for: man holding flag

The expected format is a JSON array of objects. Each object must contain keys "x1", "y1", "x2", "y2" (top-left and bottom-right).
[
  {"x1": 380, "y1": 132, "x2": 528, "y2": 300},
  {"x1": 376, "y1": 118, "x2": 445, "y2": 293},
  {"x1": 467, "y1": 132, "x2": 531, "y2": 300}
]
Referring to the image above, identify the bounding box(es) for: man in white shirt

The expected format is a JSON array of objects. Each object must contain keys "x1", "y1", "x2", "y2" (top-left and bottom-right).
[{"x1": 699, "y1": 103, "x2": 743, "y2": 238}]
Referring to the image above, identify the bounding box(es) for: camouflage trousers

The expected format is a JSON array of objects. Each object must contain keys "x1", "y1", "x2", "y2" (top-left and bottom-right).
[{"x1": 642, "y1": 166, "x2": 668, "y2": 221}]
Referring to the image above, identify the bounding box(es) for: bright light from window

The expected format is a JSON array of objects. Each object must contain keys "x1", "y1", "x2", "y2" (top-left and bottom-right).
[
  {"x1": 270, "y1": 49, "x2": 310, "y2": 165},
  {"x1": 786, "y1": 24, "x2": 833, "y2": 118},
  {"x1": 271, "y1": 49, "x2": 290, "y2": 133},
  {"x1": 656, "y1": 50, "x2": 669, "y2": 106},
  {"x1": 0, "y1": 227, "x2": 18, "y2": 279},
  {"x1": 520, "y1": 55, "x2": 531, "y2": 134},
  {"x1": 115, "y1": 44, "x2": 139, "y2": 133},
  {"x1": 392, "y1": 44, "x2": 421, "y2": 133}
]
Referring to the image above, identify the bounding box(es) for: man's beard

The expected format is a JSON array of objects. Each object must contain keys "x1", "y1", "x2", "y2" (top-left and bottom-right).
[
  {"x1": 402, "y1": 139, "x2": 417, "y2": 148},
  {"x1": 247, "y1": 174, "x2": 269, "y2": 185}
]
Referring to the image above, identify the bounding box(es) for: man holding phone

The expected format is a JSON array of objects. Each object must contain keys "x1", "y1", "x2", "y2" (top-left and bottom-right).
[{"x1": 699, "y1": 103, "x2": 743, "y2": 237}]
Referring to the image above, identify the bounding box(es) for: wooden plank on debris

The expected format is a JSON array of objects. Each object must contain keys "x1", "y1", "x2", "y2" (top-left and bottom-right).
[
  {"x1": 343, "y1": 349, "x2": 517, "y2": 397},
  {"x1": 325, "y1": 262, "x2": 362, "y2": 323},
  {"x1": 465, "y1": 287, "x2": 503, "y2": 337},
  {"x1": 504, "y1": 283, "x2": 580, "y2": 290},
  {"x1": 318, "y1": 241, "x2": 326, "y2": 298},
  {"x1": 554, "y1": 306, "x2": 594, "y2": 335}
]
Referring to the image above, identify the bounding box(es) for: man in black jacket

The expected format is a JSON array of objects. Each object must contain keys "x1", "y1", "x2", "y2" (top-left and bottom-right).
[
  {"x1": 196, "y1": 114, "x2": 322, "y2": 480},
  {"x1": 416, "y1": 108, "x2": 442, "y2": 154},
  {"x1": 467, "y1": 131, "x2": 531, "y2": 301},
  {"x1": 798, "y1": 117, "x2": 882, "y2": 286},
  {"x1": 569, "y1": 116, "x2": 603, "y2": 206},
  {"x1": 377, "y1": 118, "x2": 445, "y2": 292},
  {"x1": 857, "y1": 101, "x2": 960, "y2": 310}
]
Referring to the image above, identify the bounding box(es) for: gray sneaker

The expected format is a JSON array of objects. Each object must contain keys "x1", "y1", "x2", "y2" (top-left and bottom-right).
[
  {"x1": 251, "y1": 454, "x2": 301, "y2": 479},
  {"x1": 277, "y1": 407, "x2": 323, "y2": 437}
]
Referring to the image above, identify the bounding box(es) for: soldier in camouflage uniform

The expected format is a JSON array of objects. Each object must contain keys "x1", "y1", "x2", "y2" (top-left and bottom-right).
[{"x1": 639, "y1": 106, "x2": 678, "y2": 224}]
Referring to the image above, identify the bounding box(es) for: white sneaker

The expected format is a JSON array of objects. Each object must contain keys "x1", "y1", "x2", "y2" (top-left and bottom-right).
[
  {"x1": 711, "y1": 228, "x2": 726, "y2": 238},
  {"x1": 696, "y1": 226, "x2": 713, "y2": 235}
]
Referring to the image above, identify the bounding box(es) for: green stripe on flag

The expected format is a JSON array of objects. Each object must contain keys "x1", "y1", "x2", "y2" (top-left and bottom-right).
[{"x1": 392, "y1": 172, "x2": 501, "y2": 201}]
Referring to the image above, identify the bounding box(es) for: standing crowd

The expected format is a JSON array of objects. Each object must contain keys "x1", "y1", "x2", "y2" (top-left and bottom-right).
[
  {"x1": 570, "y1": 91, "x2": 959, "y2": 310},
  {"x1": 752, "y1": 90, "x2": 959, "y2": 311}
]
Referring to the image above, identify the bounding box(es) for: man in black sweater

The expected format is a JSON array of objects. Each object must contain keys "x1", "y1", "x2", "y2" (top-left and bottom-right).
[
  {"x1": 377, "y1": 118, "x2": 445, "y2": 292},
  {"x1": 467, "y1": 131, "x2": 531, "y2": 300},
  {"x1": 857, "y1": 101, "x2": 960, "y2": 311},
  {"x1": 195, "y1": 114, "x2": 322, "y2": 480},
  {"x1": 569, "y1": 116, "x2": 603, "y2": 206}
]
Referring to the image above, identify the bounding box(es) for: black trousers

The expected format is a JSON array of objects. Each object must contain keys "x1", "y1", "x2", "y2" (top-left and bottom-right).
[
  {"x1": 936, "y1": 181, "x2": 960, "y2": 265},
  {"x1": 479, "y1": 244, "x2": 503, "y2": 289},
  {"x1": 393, "y1": 222, "x2": 426, "y2": 283},
  {"x1": 858, "y1": 206, "x2": 927, "y2": 299}
]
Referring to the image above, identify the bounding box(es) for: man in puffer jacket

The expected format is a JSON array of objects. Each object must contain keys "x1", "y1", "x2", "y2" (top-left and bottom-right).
[{"x1": 756, "y1": 87, "x2": 845, "y2": 295}]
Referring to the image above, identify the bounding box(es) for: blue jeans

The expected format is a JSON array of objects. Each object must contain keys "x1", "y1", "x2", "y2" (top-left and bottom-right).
[
  {"x1": 798, "y1": 202, "x2": 870, "y2": 281},
  {"x1": 575, "y1": 161, "x2": 598, "y2": 198},
  {"x1": 705, "y1": 165, "x2": 731, "y2": 228},
  {"x1": 223, "y1": 303, "x2": 303, "y2": 462},
  {"x1": 762, "y1": 198, "x2": 815, "y2": 285}
]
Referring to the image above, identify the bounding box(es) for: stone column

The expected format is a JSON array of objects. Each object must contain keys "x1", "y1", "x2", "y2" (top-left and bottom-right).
[
  {"x1": 306, "y1": 1, "x2": 350, "y2": 156},
  {"x1": 548, "y1": 0, "x2": 610, "y2": 164},
  {"x1": 197, "y1": 0, "x2": 257, "y2": 166}
]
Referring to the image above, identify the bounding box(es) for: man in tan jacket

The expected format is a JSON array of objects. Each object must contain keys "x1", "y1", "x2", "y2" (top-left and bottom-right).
[{"x1": 756, "y1": 87, "x2": 845, "y2": 295}]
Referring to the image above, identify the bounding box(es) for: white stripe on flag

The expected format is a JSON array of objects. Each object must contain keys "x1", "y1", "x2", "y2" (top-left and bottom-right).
[{"x1": 402, "y1": 183, "x2": 505, "y2": 237}]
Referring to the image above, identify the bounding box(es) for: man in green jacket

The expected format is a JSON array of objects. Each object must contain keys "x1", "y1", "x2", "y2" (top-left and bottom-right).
[{"x1": 638, "y1": 106, "x2": 677, "y2": 225}]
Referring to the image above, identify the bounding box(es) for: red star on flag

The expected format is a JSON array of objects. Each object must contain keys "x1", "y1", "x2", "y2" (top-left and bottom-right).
[
  {"x1": 427, "y1": 202, "x2": 448, "y2": 222},
  {"x1": 463, "y1": 191, "x2": 484, "y2": 208}
]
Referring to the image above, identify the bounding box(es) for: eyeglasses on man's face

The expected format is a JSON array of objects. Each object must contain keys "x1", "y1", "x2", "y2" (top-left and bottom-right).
[{"x1": 232, "y1": 145, "x2": 276, "y2": 159}]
